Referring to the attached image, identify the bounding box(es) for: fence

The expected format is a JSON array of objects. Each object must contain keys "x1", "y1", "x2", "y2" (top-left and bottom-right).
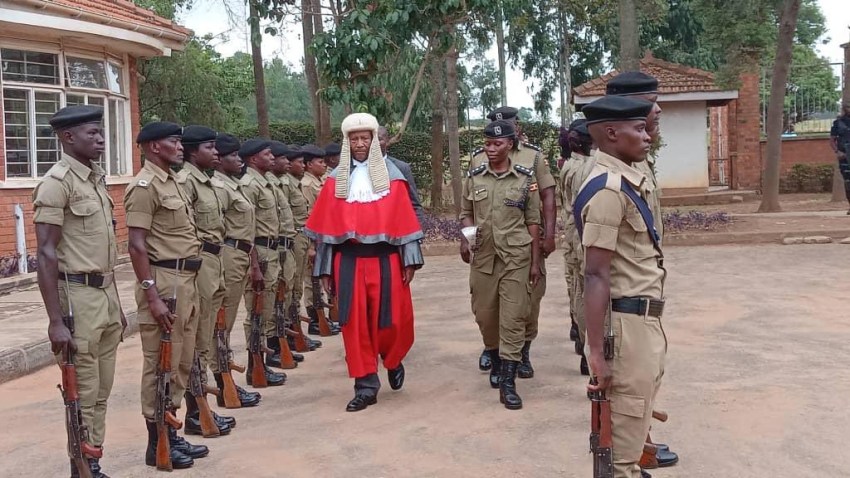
[{"x1": 761, "y1": 62, "x2": 844, "y2": 136}]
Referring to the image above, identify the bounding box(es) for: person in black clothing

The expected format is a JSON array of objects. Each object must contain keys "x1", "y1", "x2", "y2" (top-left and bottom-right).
[{"x1": 830, "y1": 101, "x2": 850, "y2": 214}]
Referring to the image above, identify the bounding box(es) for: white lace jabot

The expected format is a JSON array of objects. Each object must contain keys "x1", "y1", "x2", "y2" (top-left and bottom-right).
[{"x1": 346, "y1": 159, "x2": 390, "y2": 203}]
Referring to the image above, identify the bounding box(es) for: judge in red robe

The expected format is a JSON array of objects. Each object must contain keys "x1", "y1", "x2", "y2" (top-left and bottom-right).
[{"x1": 305, "y1": 113, "x2": 424, "y2": 412}]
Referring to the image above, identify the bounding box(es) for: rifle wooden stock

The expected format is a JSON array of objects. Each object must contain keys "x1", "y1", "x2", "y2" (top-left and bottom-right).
[
  {"x1": 639, "y1": 442, "x2": 660, "y2": 469},
  {"x1": 220, "y1": 372, "x2": 241, "y2": 409},
  {"x1": 189, "y1": 351, "x2": 220, "y2": 437},
  {"x1": 250, "y1": 352, "x2": 267, "y2": 388},
  {"x1": 278, "y1": 336, "x2": 297, "y2": 369},
  {"x1": 213, "y1": 307, "x2": 241, "y2": 409},
  {"x1": 652, "y1": 410, "x2": 668, "y2": 422},
  {"x1": 289, "y1": 295, "x2": 309, "y2": 352},
  {"x1": 229, "y1": 361, "x2": 246, "y2": 374},
  {"x1": 274, "y1": 282, "x2": 298, "y2": 369},
  {"x1": 590, "y1": 382, "x2": 614, "y2": 478},
  {"x1": 196, "y1": 395, "x2": 220, "y2": 438},
  {"x1": 316, "y1": 305, "x2": 332, "y2": 337},
  {"x1": 155, "y1": 329, "x2": 179, "y2": 471},
  {"x1": 289, "y1": 326, "x2": 309, "y2": 353},
  {"x1": 156, "y1": 423, "x2": 172, "y2": 471},
  {"x1": 249, "y1": 289, "x2": 268, "y2": 388}
]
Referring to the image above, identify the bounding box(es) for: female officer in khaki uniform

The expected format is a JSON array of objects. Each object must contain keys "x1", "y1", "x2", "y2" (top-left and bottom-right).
[{"x1": 459, "y1": 120, "x2": 542, "y2": 411}]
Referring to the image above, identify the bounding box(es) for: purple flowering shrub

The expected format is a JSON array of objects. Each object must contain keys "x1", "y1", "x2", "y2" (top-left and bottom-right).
[
  {"x1": 420, "y1": 213, "x2": 463, "y2": 242},
  {"x1": 662, "y1": 211, "x2": 732, "y2": 233}
]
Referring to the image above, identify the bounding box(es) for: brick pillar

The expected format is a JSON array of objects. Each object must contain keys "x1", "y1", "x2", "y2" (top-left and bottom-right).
[
  {"x1": 129, "y1": 56, "x2": 142, "y2": 175},
  {"x1": 732, "y1": 72, "x2": 762, "y2": 190}
]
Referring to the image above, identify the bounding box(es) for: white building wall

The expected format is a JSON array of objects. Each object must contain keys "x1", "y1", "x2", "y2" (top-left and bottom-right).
[{"x1": 655, "y1": 101, "x2": 709, "y2": 191}]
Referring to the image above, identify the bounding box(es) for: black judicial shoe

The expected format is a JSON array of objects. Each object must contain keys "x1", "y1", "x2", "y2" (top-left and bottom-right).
[
  {"x1": 88, "y1": 458, "x2": 110, "y2": 478},
  {"x1": 388, "y1": 363, "x2": 405, "y2": 390},
  {"x1": 499, "y1": 360, "x2": 523, "y2": 410},
  {"x1": 580, "y1": 356, "x2": 590, "y2": 376},
  {"x1": 478, "y1": 348, "x2": 491, "y2": 371},
  {"x1": 169, "y1": 425, "x2": 209, "y2": 459},
  {"x1": 236, "y1": 385, "x2": 262, "y2": 407},
  {"x1": 517, "y1": 341, "x2": 534, "y2": 379},
  {"x1": 345, "y1": 395, "x2": 377, "y2": 412},
  {"x1": 570, "y1": 321, "x2": 579, "y2": 342},
  {"x1": 213, "y1": 411, "x2": 236, "y2": 429},
  {"x1": 145, "y1": 421, "x2": 194, "y2": 469},
  {"x1": 488, "y1": 349, "x2": 502, "y2": 389},
  {"x1": 656, "y1": 448, "x2": 679, "y2": 467}
]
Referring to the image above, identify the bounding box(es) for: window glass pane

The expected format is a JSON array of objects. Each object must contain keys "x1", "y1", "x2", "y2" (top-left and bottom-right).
[
  {"x1": 3, "y1": 88, "x2": 31, "y2": 177},
  {"x1": 66, "y1": 56, "x2": 107, "y2": 89},
  {"x1": 1, "y1": 49, "x2": 60, "y2": 85},
  {"x1": 89, "y1": 96, "x2": 105, "y2": 107},
  {"x1": 34, "y1": 91, "x2": 60, "y2": 176},
  {"x1": 107, "y1": 63, "x2": 124, "y2": 95},
  {"x1": 66, "y1": 94, "x2": 85, "y2": 107},
  {"x1": 108, "y1": 99, "x2": 127, "y2": 175}
]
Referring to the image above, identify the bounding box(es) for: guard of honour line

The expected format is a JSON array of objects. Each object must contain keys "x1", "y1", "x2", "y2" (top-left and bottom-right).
[{"x1": 39, "y1": 71, "x2": 681, "y2": 478}]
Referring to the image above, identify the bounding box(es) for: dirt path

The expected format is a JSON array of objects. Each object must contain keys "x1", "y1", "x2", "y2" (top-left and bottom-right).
[{"x1": 0, "y1": 244, "x2": 847, "y2": 478}]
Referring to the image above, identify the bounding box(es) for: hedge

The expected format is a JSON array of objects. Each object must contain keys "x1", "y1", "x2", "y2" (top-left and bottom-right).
[{"x1": 780, "y1": 163, "x2": 835, "y2": 193}]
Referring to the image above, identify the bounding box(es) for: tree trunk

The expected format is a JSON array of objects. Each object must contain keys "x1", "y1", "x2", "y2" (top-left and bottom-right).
[
  {"x1": 558, "y1": 10, "x2": 571, "y2": 127},
  {"x1": 313, "y1": 0, "x2": 331, "y2": 143},
  {"x1": 429, "y1": 57, "x2": 445, "y2": 212},
  {"x1": 495, "y1": 3, "x2": 507, "y2": 105},
  {"x1": 758, "y1": 0, "x2": 802, "y2": 213},
  {"x1": 444, "y1": 40, "x2": 463, "y2": 215},
  {"x1": 618, "y1": 0, "x2": 640, "y2": 71},
  {"x1": 389, "y1": 41, "x2": 433, "y2": 146},
  {"x1": 301, "y1": 0, "x2": 322, "y2": 140},
  {"x1": 249, "y1": 2, "x2": 270, "y2": 138}
]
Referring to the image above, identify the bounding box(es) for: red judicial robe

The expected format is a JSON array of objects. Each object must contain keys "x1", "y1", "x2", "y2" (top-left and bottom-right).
[{"x1": 305, "y1": 160, "x2": 424, "y2": 378}]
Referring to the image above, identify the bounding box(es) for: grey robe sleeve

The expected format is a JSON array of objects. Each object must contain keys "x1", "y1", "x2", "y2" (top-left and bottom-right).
[
  {"x1": 313, "y1": 243, "x2": 334, "y2": 277},
  {"x1": 400, "y1": 240, "x2": 424, "y2": 270}
]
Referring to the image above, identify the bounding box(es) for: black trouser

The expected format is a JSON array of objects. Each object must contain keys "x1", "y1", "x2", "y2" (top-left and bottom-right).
[{"x1": 839, "y1": 157, "x2": 850, "y2": 201}]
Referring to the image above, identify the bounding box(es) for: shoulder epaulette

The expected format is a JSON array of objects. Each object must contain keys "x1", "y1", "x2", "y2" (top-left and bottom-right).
[
  {"x1": 44, "y1": 161, "x2": 70, "y2": 181},
  {"x1": 176, "y1": 169, "x2": 189, "y2": 184},
  {"x1": 522, "y1": 142, "x2": 541, "y2": 152},
  {"x1": 210, "y1": 176, "x2": 224, "y2": 188},
  {"x1": 472, "y1": 147, "x2": 484, "y2": 157},
  {"x1": 133, "y1": 170, "x2": 155, "y2": 188},
  {"x1": 239, "y1": 174, "x2": 253, "y2": 187},
  {"x1": 467, "y1": 164, "x2": 486, "y2": 177},
  {"x1": 514, "y1": 164, "x2": 533, "y2": 176}
]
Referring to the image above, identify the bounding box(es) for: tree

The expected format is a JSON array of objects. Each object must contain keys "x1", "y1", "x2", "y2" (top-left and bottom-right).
[
  {"x1": 302, "y1": 0, "x2": 332, "y2": 143},
  {"x1": 619, "y1": 0, "x2": 640, "y2": 70},
  {"x1": 445, "y1": 38, "x2": 463, "y2": 214},
  {"x1": 429, "y1": 57, "x2": 446, "y2": 210},
  {"x1": 249, "y1": 3, "x2": 271, "y2": 138},
  {"x1": 467, "y1": 58, "x2": 501, "y2": 119},
  {"x1": 759, "y1": 0, "x2": 803, "y2": 213}
]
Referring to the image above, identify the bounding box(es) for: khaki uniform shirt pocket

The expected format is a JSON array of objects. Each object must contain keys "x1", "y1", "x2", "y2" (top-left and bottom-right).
[
  {"x1": 159, "y1": 196, "x2": 189, "y2": 227},
  {"x1": 68, "y1": 199, "x2": 103, "y2": 236}
]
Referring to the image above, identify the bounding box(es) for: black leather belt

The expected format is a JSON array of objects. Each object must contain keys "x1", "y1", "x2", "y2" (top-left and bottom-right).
[
  {"x1": 611, "y1": 297, "x2": 664, "y2": 318},
  {"x1": 150, "y1": 258, "x2": 203, "y2": 272},
  {"x1": 60, "y1": 272, "x2": 111, "y2": 288},
  {"x1": 278, "y1": 237, "x2": 294, "y2": 250},
  {"x1": 224, "y1": 238, "x2": 253, "y2": 254},
  {"x1": 202, "y1": 241, "x2": 223, "y2": 255},
  {"x1": 254, "y1": 237, "x2": 279, "y2": 250}
]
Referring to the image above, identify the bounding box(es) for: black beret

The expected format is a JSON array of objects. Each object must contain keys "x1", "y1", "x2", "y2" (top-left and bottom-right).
[
  {"x1": 606, "y1": 71, "x2": 659, "y2": 96},
  {"x1": 582, "y1": 96, "x2": 654, "y2": 125},
  {"x1": 181, "y1": 125, "x2": 217, "y2": 145},
  {"x1": 50, "y1": 105, "x2": 103, "y2": 131},
  {"x1": 269, "y1": 141, "x2": 289, "y2": 158},
  {"x1": 483, "y1": 120, "x2": 516, "y2": 139},
  {"x1": 301, "y1": 144, "x2": 326, "y2": 160},
  {"x1": 216, "y1": 134, "x2": 240, "y2": 157},
  {"x1": 239, "y1": 138, "x2": 271, "y2": 158},
  {"x1": 486, "y1": 106, "x2": 519, "y2": 121},
  {"x1": 322, "y1": 142, "x2": 341, "y2": 156},
  {"x1": 569, "y1": 118, "x2": 590, "y2": 136},
  {"x1": 285, "y1": 145, "x2": 303, "y2": 160},
  {"x1": 137, "y1": 121, "x2": 182, "y2": 144}
]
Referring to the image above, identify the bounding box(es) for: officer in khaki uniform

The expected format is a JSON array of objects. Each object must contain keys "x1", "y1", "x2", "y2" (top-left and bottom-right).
[
  {"x1": 265, "y1": 141, "x2": 304, "y2": 367},
  {"x1": 211, "y1": 134, "x2": 262, "y2": 407},
  {"x1": 175, "y1": 125, "x2": 235, "y2": 435},
  {"x1": 124, "y1": 122, "x2": 208, "y2": 469},
  {"x1": 576, "y1": 96, "x2": 666, "y2": 478},
  {"x1": 239, "y1": 139, "x2": 286, "y2": 387},
  {"x1": 300, "y1": 144, "x2": 334, "y2": 334},
  {"x1": 473, "y1": 106, "x2": 556, "y2": 377},
  {"x1": 35, "y1": 106, "x2": 124, "y2": 478},
  {"x1": 460, "y1": 120, "x2": 541, "y2": 411}
]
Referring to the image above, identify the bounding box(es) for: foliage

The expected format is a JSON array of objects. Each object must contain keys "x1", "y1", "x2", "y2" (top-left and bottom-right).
[
  {"x1": 662, "y1": 211, "x2": 732, "y2": 233},
  {"x1": 783, "y1": 163, "x2": 834, "y2": 193},
  {"x1": 420, "y1": 212, "x2": 463, "y2": 242},
  {"x1": 466, "y1": 56, "x2": 501, "y2": 120},
  {"x1": 133, "y1": 0, "x2": 192, "y2": 20}
]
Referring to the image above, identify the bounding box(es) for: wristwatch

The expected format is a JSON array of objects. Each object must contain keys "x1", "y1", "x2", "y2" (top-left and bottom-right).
[{"x1": 140, "y1": 279, "x2": 155, "y2": 290}]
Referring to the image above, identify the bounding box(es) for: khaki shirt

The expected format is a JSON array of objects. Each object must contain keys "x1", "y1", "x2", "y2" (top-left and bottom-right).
[
  {"x1": 560, "y1": 153, "x2": 590, "y2": 263},
  {"x1": 635, "y1": 158, "x2": 664, "y2": 242},
  {"x1": 177, "y1": 162, "x2": 225, "y2": 244},
  {"x1": 300, "y1": 171, "x2": 323, "y2": 210},
  {"x1": 471, "y1": 142, "x2": 556, "y2": 192},
  {"x1": 267, "y1": 172, "x2": 296, "y2": 238},
  {"x1": 239, "y1": 167, "x2": 278, "y2": 239},
  {"x1": 124, "y1": 160, "x2": 200, "y2": 261},
  {"x1": 460, "y1": 159, "x2": 541, "y2": 273},
  {"x1": 578, "y1": 151, "x2": 664, "y2": 299},
  {"x1": 213, "y1": 171, "x2": 255, "y2": 242},
  {"x1": 284, "y1": 174, "x2": 309, "y2": 228},
  {"x1": 33, "y1": 153, "x2": 117, "y2": 274}
]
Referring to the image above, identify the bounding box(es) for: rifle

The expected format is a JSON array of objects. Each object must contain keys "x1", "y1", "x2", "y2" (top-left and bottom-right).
[
  {"x1": 652, "y1": 410, "x2": 668, "y2": 422},
  {"x1": 156, "y1": 270, "x2": 183, "y2": 471},
  {"x1": 188, "y1": 351, "x2": 220, "y2": 437},
  {"x1": 639, "y1": 441, "x2": 659, "y2": 469},
  {"x1": 274, "y1": 280, "x2": 297, "y2": 369},
  {"x1": 214, "y1": 307, "x2": 243, "y2": 409},
  {"x1": 328, "y1": 282, "x2": 339, "y2": 324},
  {"x1": 589, "y1": 379, "x2": 613, "y2": 478},
  {"x1": 288, "y1": 291, "x2": 309, "y2": 353},
  {"x1": 312, "y1": 275, "x2": 333, "y2": 337},
  {"x1": 57, "y1": 283, "x2": 101, "y2": 478},
  {"x1": 248, "y1": 260, "x2": 268, "y2": 388}
]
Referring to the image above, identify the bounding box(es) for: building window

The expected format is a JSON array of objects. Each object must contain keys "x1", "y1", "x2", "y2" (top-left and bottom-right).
[{"x1": 0, "y1": 47, "x2": 130, "y2": 179}]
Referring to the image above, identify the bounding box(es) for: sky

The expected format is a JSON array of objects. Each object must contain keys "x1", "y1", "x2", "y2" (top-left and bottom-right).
[{"x1": 182, "y1": 0, "x2": 849, "y2": 121}]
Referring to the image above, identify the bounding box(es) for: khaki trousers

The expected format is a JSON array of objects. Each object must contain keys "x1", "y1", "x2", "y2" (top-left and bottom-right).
[
  {"x1": 470, "y1": 256, "x2": 532, "y2": 361},
  {"x1": 56, "y1": 281, "x2": 122, "y2": 446},
  {"x1": 243, "y1": 245, "x2": 279, "y2": 344},
  {"x1": 526, "y1": 258, "x2": 547, "y2": 341},
  {"x1": 277, "y1": 247, "x2": 297, "y2": 326},
  {"x1": 138, "y1": 267, "x2": 199, "y2": 420},
  {"x1": 571, "y1": 264, "x2": 586, "y2": 344},
  {"x1": 195, "y1": 250, "x2": 225, "y2": 381},
  {"x1": 587, "y1": 311, "x2": 666, "y2": 478},
  {"x1": 211, "y1": 245, "x2": 251, "y2": 373},
  {"x1": 291, "y1": 232, "x2": 310, "y2": 309}
]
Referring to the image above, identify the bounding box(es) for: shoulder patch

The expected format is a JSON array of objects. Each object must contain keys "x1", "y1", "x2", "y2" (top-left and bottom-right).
[
  {"x1": 467, "y1": 164, "x2": 487, "y2": 177},
  {"x1": 44, "y1": 162, "x2": 70, "y2": 181},
  {"x1": 514, "y1": 164, "x2": 534, "y2": 176},
  {"x1": 138, "y1": 179, "x2": 149, "y2": 187},
  {"x1": 522, "y1": 142, "x2": 541, "y2": 152}
]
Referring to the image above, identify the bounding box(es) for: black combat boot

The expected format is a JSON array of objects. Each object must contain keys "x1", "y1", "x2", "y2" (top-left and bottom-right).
[
  {"x1": 570, "y1": 320, "x2": 579, "y2": 341},
  {"x1": 169, "y1": 423, "x2": 209, "y2": 459},
  {"x1": 145, "y1": 420, "x2": 194, "y2": 469},
  {"x1": 306, "y1": 336, "x2": 323, "y2": 349},
  {"x1": 265, "y1": 337, "x2": 283, "y2": 368},
  {"x1": 517, "y1": 341, "x2": 534, "y2": 379},
  {"x1": 213, "y1": 411, "x2": 236, "y2": 429},
  {"x1": 488, "y1": 349, "x2": 502, "y2": 389},
  {"x1": 247, "y1": 352, "x2": 286, "y2": 386},
  {"x1": 184, "y1": 393, "x2": 231, "y2": 437},
  {"x1": 579, "y1": 355, "x2": 590, "y2": 376},
  {"x1": 575, "y1": 336, "x2": 584, "y2": 356},
  {"x1": 307, "y1": 307, "x2": 321, "y2": 335},
  {"x1": 213, "y1": 373, "x2": 262, "y2": 408},
  {"x1": 499, "y1": 360, "x2": 523, "y2": 410},
  {"x1": 478, "y1": 348, "x2": 491, "y2": 371},
  {"x1": 88, "y1": 458, "x2": 109, "y2": 478}
]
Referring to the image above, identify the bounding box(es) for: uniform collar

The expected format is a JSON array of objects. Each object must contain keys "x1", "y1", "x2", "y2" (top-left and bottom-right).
[
  {"x1": 483, "y1": 158, "x2": 520, "y2": 178},
  {"x1": 246, "y1": 167, "x2": 268, "y2": 186},
  {"x1": 62, "y1": 152, "x2": 103, "y2": 182},
  {"x1": 214, "y1": 170, "x2": 238, "y2": 187},
  {"x1": 265, "y1": 171, "x2": 280, "y2": 185},
  {"x1": 182, "y1": 161, "x2": 210, "y2": 184},
  {"x1": 143, "y1": 160, "x2": 172, "y2": 183},
  {"x1": 305, "y1": 171, "x2": 321, "y2": 182},
  {"x1": 594, "y1": 150, "x2": 646, "y2": 189}
]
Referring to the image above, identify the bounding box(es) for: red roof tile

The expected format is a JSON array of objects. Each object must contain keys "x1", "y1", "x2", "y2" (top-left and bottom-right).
[
  {"x1": 573, "y1": 51, "x2": 725, "y2": 97},
  {"x1": 16, "y1": 0, "x2": 191, "y2": 38}
]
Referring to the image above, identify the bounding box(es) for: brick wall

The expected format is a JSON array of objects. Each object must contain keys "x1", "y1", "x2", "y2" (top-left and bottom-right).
[
  {"x1": 759, "y1": 136, "x2": 835, "y2": 177},
  {"x1": 732, "y1": 72, "x2": 762, "y2": 189},
  {"x1": 129, "y1": 56, "x2": 142, "y2": 174},
  {"x1": 0, "y1": 87, "x2": 5, "y2": 182}
]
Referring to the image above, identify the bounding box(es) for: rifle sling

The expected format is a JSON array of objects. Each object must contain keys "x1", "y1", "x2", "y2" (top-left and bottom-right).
[{"x1": 336, "y1": 243, "x2": 395, "y2": 330}]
